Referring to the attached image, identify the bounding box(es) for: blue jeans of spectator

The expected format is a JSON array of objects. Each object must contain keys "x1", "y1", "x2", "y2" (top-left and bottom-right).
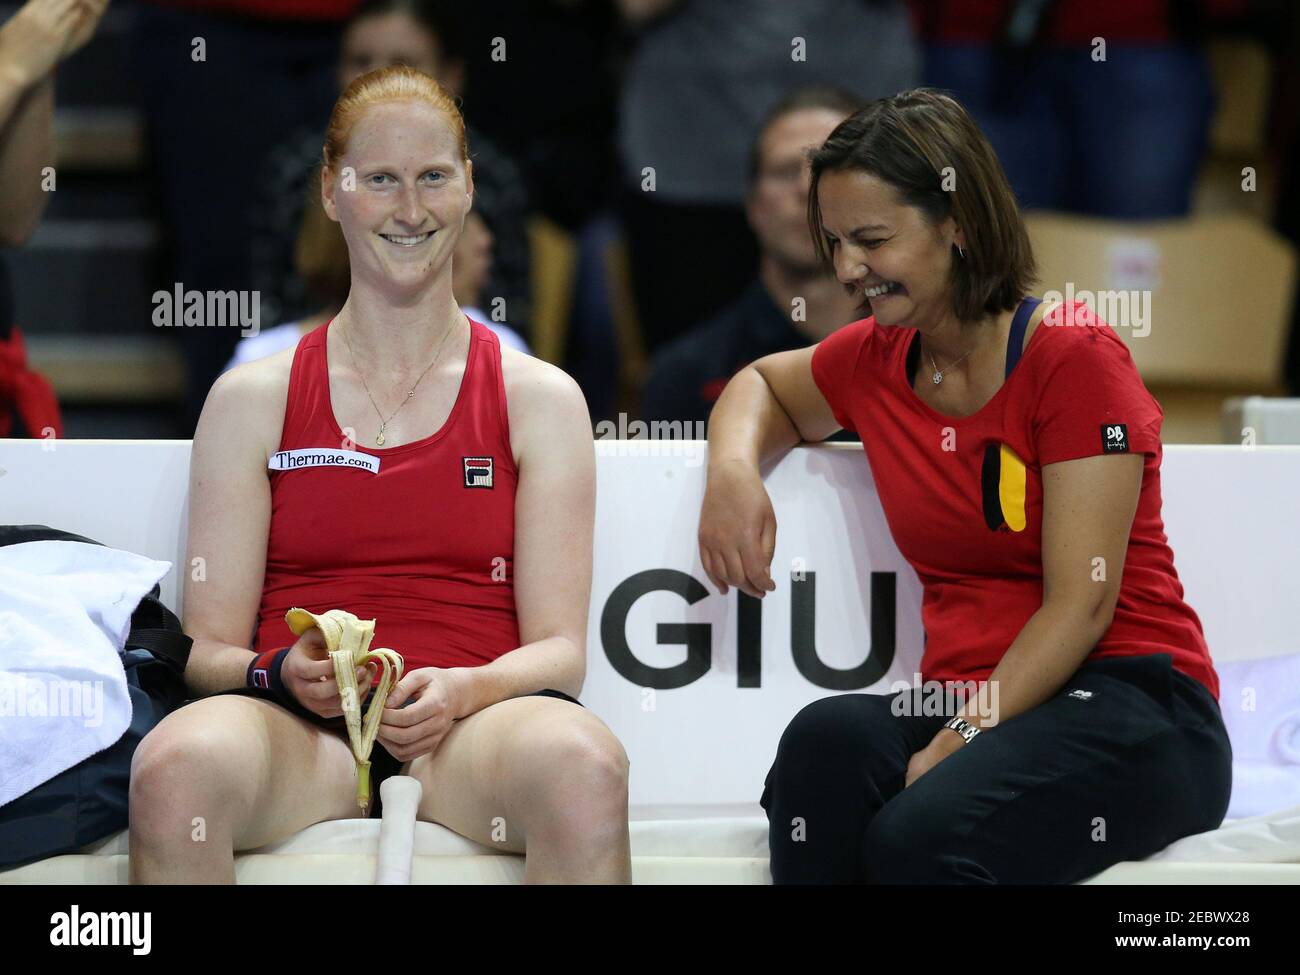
[
  {"x1": 924, "y1": 44, "x2": 1215, "y2": 218},
  {"x1": 760, "y1": 652, "x2": 1232, "y2": 884}
]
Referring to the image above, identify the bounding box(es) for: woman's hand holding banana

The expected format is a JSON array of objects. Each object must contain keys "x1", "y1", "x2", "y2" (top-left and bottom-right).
[
  {"x1": 376, "y1": 667, "x2": 464, "y2": 763},
  {"x1": 282, "y1": 607, "x2": 405, "y2": 816}
]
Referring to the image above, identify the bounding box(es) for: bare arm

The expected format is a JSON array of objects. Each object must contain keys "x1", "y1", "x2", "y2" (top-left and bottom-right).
[
  {"x1": 708, "y1": 345, "x2": 842, "y2": 468},
  {"x1": 180, "y1": 365, "x2": 277, "y2": 696},
  {"x1": 0, "y1": 0, "x2": 108, "y2": 244},
  {"x1": 0, "y1": 0, "x2": 68, "y2": 127},
  {"x1": 447, "y1": 353, "x2": 596, "y2": 712},
  {"x1": 0, "y1": 59, "x2": 31, "y2": 129},
  {"x1": 0, "y1": 71, "x2": 53, "y2": 245},
  {"x1": 939, "y1": 453, "x2": 1145, "y2": 742},
  {"x1": 699, "y1": 344, "x2": 844, "y2": 597}
]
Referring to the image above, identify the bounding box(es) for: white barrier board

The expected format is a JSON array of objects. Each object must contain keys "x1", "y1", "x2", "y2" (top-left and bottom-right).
[{"x1": 1, "y1": 439, "x2": 1297, "y2": 803}]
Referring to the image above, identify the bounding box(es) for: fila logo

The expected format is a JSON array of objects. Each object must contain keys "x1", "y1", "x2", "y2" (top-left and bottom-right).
[
  {"x1": 251, "y1": 668, "x2": 270, "y2": 689},
  {"x1": 1067, "y1": 689, "x2": 1094, "y2": 701},
  {"x1": 463, "y1": 456, "x2": 494, "y2": 489},
  {"x1": 1101, "y1": 423, "x2": 1129, "y2": 454}
]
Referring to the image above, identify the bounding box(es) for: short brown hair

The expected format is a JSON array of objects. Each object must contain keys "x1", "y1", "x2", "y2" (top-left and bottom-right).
[
  {"x1": 807, "y1": 88, "x2": 1036, "y2": 323},
  {"x1": 747, "y1": 85, "x2": 865, "y2": 188}
]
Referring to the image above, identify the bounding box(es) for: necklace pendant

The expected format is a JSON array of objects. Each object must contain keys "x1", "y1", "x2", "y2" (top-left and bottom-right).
[
  {"x1": 375, "y1": 432, "x2": 386, "y2": 446},
  {"x1": 932, "y1": 371, "x2": 944, "y2": 384}
]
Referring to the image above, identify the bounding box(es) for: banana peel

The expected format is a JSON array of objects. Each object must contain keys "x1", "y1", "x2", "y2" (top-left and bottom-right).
[{"x1": 285, "y1": 607, "x2": 404, "y2": 816}]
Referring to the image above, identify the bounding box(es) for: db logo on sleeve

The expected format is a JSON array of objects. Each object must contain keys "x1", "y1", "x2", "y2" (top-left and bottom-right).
[
  {"x1": 1101, "y1": 424, "x2": 1129, "y2": 454},
  {"x1": 463, "y1": 456, "x2": 494, "y2": 488}
]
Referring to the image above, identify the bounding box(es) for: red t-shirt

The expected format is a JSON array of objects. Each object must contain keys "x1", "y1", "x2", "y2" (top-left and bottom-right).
[
  {"x1": 253, "y1": 316, "x2": 521, "y2": 669},
  {"x1": 810, "y1": 301, "x2": 1218, "y2": 699}
]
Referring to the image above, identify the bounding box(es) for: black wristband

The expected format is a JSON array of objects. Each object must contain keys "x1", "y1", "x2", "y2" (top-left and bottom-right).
[
  {"x1": 247, "y1": 647, "x2": 287, "y2": 690},
  {"x1": 245, "y1": 646, "x2": 315, "y2": 719}
]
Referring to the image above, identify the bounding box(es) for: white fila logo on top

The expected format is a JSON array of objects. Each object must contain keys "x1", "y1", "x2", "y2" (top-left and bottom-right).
[
  {"x1": 1067, "y1": 689, "x2": 1094, "y2": 701},
  {"x1": 463, "y1": 456, "x2": 494, "y2": 488},
  {"x1": 268, "y1": 448, "x2": 380, "y2": 474}
]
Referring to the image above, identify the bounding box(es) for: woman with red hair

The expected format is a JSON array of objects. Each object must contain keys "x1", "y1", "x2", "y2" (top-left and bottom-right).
[{"x1": 128, "y1": 67, "x2": 630, "y2": 884}]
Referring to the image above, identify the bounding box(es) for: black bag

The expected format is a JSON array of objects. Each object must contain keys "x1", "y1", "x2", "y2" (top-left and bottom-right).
[{"x1": 0, "y1": 525, "x2": 192, "y2": 869}]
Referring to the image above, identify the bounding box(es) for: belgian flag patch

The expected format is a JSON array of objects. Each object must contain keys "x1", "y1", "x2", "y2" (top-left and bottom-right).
[{"x1": 981, "y1": 442, "x2": 1027, "y2": 532}]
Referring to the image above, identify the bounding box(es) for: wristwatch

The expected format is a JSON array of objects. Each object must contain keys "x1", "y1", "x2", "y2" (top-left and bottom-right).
[{"x1": 943, "y1": 716, "x2": 981, "y2": 744}]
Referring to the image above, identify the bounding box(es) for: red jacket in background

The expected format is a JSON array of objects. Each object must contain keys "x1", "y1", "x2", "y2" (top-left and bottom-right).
[
  {"x1": 142, "y1": 0, "x2": 361, "y2": 21},
  {"x1": 0, "y1": 323, "x2": 63, "y2": 440}
]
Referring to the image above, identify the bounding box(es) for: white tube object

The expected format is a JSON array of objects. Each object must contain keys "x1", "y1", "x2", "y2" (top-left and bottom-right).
[{"x1": 375, "y1": 775, "x2": 423, "y2": 885}]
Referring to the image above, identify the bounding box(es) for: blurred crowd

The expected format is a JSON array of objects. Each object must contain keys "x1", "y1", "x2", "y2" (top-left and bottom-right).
[{"x1": 2, "y1": 0, "x2": 1299, "y2": 439}]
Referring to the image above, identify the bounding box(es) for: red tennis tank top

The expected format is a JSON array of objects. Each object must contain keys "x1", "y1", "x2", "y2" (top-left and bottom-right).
[{"x1": 252, "y1": 316, "x2": 521, "y2": 669}]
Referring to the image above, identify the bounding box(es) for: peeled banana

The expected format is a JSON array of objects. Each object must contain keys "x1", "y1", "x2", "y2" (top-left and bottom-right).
[{"x1": 284, "y1": 607, "x2": 405, "y2": 816}]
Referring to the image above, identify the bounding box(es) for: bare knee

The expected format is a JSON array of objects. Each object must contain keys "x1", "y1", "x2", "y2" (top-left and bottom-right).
[
  {"x1": 524, "y1": 721, "x2": 629, "y2": 845},
  {"x1": 129, "y1": 719, "x2": 252, "y2": 848}
]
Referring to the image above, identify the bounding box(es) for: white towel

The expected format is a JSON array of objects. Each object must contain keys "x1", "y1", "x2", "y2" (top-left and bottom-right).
[
  {"x1": 1214, "y1": 651, "x2": 1300, "y2": 819},
  {"x1": 0, "y1": 540, "x2": 172, "y2": 807}
]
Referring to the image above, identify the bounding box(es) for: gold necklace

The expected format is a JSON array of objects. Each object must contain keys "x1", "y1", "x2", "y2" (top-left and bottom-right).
[{"x1": 338, "y1": 314, "x2": 460, "y2": 446}]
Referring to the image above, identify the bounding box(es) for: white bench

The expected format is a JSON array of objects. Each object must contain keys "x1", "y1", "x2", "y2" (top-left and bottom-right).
[{"x1": 2, "y1": 438, "x2": 1298, "y2": 884}]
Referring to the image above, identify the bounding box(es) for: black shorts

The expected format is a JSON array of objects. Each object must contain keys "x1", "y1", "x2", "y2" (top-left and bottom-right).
[{"x1": 204, "y1": 687, "x2": 583, "y2": 819}]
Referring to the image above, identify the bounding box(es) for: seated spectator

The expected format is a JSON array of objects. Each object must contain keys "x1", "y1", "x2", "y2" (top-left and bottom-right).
[
  {"x1": 641, "y1": 88, "x2": 863, "y2": 431},
  {"x1": 249, "y1": 0, "x2": 531, "y2": 335},
  {"x1": 226, "y1": 186, "x2": 526, "y2": 373},
  {"x1": 618, "y1": 0, "x2": 919, "y2": 353}
]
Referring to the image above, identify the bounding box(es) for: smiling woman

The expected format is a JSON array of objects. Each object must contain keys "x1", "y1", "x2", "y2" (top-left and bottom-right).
[
  {"x1": 320, "y1": 70, "x2": 469, "y2": 309},
  {"x1": 808, "y1": 90, "x2": 1035, "y2": 335},
  {"x1": 127, "y1": 66, "x2": 630, "y2": 884},
  {"x1": 700, "y1": 88, "x2": 1232, "y2": 885}
]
